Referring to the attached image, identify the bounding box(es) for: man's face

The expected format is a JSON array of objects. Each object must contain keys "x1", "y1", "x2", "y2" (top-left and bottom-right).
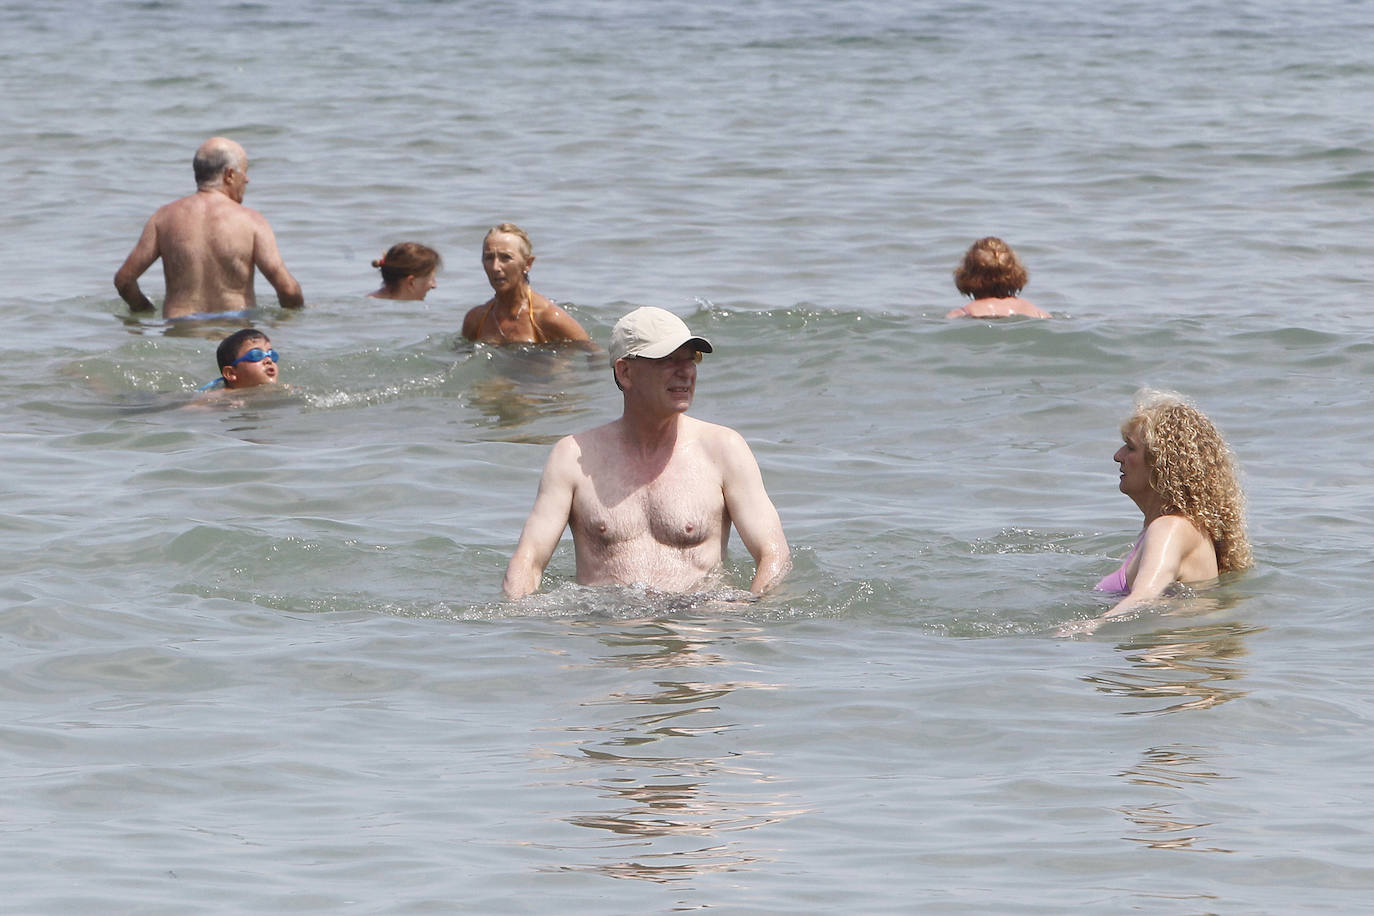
[
  {"x1": 224, "y1": 338, "x2": 278, "y2": 388},
  {"x1": 224, "y1": 158, "x2": 249, "y2": 203},
  {"x1": 622, "y1": 344, "x2": 701, "y2": 413}
]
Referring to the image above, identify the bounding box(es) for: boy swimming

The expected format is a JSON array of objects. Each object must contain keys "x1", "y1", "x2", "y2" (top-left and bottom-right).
[{"x1": 199, "y1": 327, "x2": 280, "y2": 391}]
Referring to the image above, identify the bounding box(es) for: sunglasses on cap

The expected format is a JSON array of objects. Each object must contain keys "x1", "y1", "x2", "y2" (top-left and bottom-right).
[{"x1": 231, "y1": 347, "x2": 280, "y2": 367}]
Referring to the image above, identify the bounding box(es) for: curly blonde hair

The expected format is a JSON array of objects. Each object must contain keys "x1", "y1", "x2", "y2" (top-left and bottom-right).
[
  {"x1": 1127, "y1": 389, "x2": 1252, "y2": 572},
  {"x1": 954, "y1": 237, "x2": 1028, "y2": 299}
]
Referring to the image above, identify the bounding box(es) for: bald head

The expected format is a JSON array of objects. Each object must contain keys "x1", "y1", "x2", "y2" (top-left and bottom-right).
[{"x1": 193, "y1": 137, "x2": 247, "y2": 189}]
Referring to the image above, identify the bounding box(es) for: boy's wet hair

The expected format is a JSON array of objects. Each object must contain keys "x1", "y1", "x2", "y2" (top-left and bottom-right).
[{"x1": 216, "y1": 327, "x2": 268, "y2": 375}]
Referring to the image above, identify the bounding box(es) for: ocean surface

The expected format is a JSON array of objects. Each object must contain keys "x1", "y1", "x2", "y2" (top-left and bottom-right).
[{"x1": 4, "y1": 0, "x2": 1374, "y2": 912}]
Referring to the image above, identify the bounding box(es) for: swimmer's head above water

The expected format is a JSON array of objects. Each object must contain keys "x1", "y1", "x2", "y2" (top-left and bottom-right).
[
  {"x1": 481, "y1": 222, "x2": 535, "y2": 292},
  {"x1": 946, "y1": 237, "x2": 1049, "y2": 319},
  {"x1": 371, "y1": 242, "x2": 442, "y2": 301},
  {"x1": 215, "y1": 327, "x2": 279, "y2": 390},
  {"x1": 1123, "y1": 389, "x2": 1251, "y2": 573},
  {"x1": 608, "y1": 307, "x2": 713, "y2": 391},
  {"x1": 954, "y1": 237, "x2": 1028, "y2": 299}
]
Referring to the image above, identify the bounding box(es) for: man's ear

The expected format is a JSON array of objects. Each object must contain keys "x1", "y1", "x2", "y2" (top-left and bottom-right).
[{"x1": 221, "y1": 366, "x2": 237, "y2": 387}]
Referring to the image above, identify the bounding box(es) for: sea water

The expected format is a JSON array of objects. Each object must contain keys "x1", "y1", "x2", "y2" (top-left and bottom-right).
[{"x1": 3, "y1": 0, "x2": 1373, "y2": 912}]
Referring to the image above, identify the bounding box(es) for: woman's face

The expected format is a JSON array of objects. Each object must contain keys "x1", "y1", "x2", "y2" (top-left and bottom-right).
[
  {"x1": 402, "y1": 271, "x2": 437, "y2": 301},
  {"x1": 481, "y1": 232, "x2": 531, "y2": 294},
  {"x1": 1113, "y1": 422, "x2": 1152, "y2": 498}
]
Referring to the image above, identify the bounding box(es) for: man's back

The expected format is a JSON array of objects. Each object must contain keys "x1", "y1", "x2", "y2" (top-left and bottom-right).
[
  {"x1": 155, "y1": 191, "x2": 261, "y2": 317},
  {"x1": 114, "y1": 137, "x2": 303, "y2": 318}
]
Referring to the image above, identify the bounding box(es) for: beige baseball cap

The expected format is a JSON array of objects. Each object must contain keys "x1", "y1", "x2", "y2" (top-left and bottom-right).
[{"x1": 608, "y1": 307, "x2": 713, "y2": 366}]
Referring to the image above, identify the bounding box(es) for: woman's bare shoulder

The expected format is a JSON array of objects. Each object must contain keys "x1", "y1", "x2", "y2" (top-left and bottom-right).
[{"x1": 532, "y1": 294, "x2": 590, "y2": 340}]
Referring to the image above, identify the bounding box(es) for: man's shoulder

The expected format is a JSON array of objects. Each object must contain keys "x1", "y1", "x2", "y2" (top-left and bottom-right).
[
  {"x1": 556, "y1": 419, "x2": 636, "y2": 469},
  {"x1": 208, "y1": 195, "x2": 264, "y2": 224},
  {"x1": 682, "y1": 415, "x2": 746, "y2": 445},
  {"x1": 568, "y1": 419, "x2": 620, "y2": 449},
  {"x1": 151, "y1": 193, "x2": 200, "y2": 220},
  {"x1": 542, "y1": 426, "x2": 610, "y2": 485},
  {"x1": 157, "y1": 191, "x2": 253, "y2": 220}
]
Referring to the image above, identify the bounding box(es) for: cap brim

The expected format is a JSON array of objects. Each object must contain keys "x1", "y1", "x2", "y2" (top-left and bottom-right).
[{"x1": 633, "y1": 335, "x2": 713, "y2": 359}]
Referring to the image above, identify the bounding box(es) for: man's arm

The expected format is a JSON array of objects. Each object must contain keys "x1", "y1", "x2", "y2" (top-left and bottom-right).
[
  {"x1": 719, "y1": 429, "x2": 791, "y2": 594},
  {"x1": 503, "y1": 438, "x2": 579, "y2": 598},
  {"x1": 251, "y1": 213, "x2": 304, "y2": 309},
  {"x1": 113, "y1": 216, "x2": 160, "y2": 312}
]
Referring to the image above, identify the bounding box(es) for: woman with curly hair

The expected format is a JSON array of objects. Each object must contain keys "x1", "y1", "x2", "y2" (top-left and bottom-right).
[
  {"x1": 946, "y1": 237, "x2": 1050, "y2": 319},
  {"x1": 1061, "y1": 390, "x2": 1251, "y2": 635}
]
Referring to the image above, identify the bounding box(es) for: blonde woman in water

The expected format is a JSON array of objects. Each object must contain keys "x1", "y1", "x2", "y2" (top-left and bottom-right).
[
  {"x1": 1059, "y1": 389, "x2": 1251, "y2": 636},
  {"x1": 462, "y1": 223, "x2": 590, "y2": 344}
]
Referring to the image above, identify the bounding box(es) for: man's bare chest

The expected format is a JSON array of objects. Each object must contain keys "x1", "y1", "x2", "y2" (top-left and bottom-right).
[{"x1": 572, "y1": 458, "x2": 725, "y2": 550}]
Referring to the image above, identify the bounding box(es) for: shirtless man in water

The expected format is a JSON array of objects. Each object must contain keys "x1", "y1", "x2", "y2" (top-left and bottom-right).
[
  {"x1": 114, "y1": 137, "x2": 304, "y2": 318},
  {"x1": 503, "y1": 307, "x2": 790, "y2": 598}
]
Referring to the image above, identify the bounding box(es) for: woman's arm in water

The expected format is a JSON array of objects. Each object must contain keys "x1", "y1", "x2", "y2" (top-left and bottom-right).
[
  {"x1": 1057, "y1": 515, "x2": 1198, "y2": 636},
  {"x1": 1106, "y1": 515, "x2": 1200, "y2": 615}
]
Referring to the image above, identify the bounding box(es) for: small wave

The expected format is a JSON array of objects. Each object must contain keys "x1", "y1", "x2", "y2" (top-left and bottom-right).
[{"x1": 428, "y1": 583, "x2": 764, "y2": 623}]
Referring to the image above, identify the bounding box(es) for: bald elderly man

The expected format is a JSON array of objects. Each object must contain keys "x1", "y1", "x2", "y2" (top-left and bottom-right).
[{"x1": 115, "y1": 137, "x2": 304, "y2": 318}]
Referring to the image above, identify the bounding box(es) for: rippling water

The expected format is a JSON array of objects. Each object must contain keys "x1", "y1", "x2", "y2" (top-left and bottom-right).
[{"x1": 5, "y1": 0, "x2": 1374, "y2": 911}]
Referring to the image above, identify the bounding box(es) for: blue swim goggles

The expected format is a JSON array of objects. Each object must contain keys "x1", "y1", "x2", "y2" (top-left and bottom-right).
[
  {"x1": 195, "y1": 348, "x2": 281, "y2": 391},
  {"x1": 231, "y1": 348, "x2": 280, "y2": 366}
]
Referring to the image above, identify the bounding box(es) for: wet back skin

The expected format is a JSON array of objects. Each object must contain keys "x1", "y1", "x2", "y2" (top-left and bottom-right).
[{"x1": 153, "y1": 192, "x2": 262, "y2": 317}]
